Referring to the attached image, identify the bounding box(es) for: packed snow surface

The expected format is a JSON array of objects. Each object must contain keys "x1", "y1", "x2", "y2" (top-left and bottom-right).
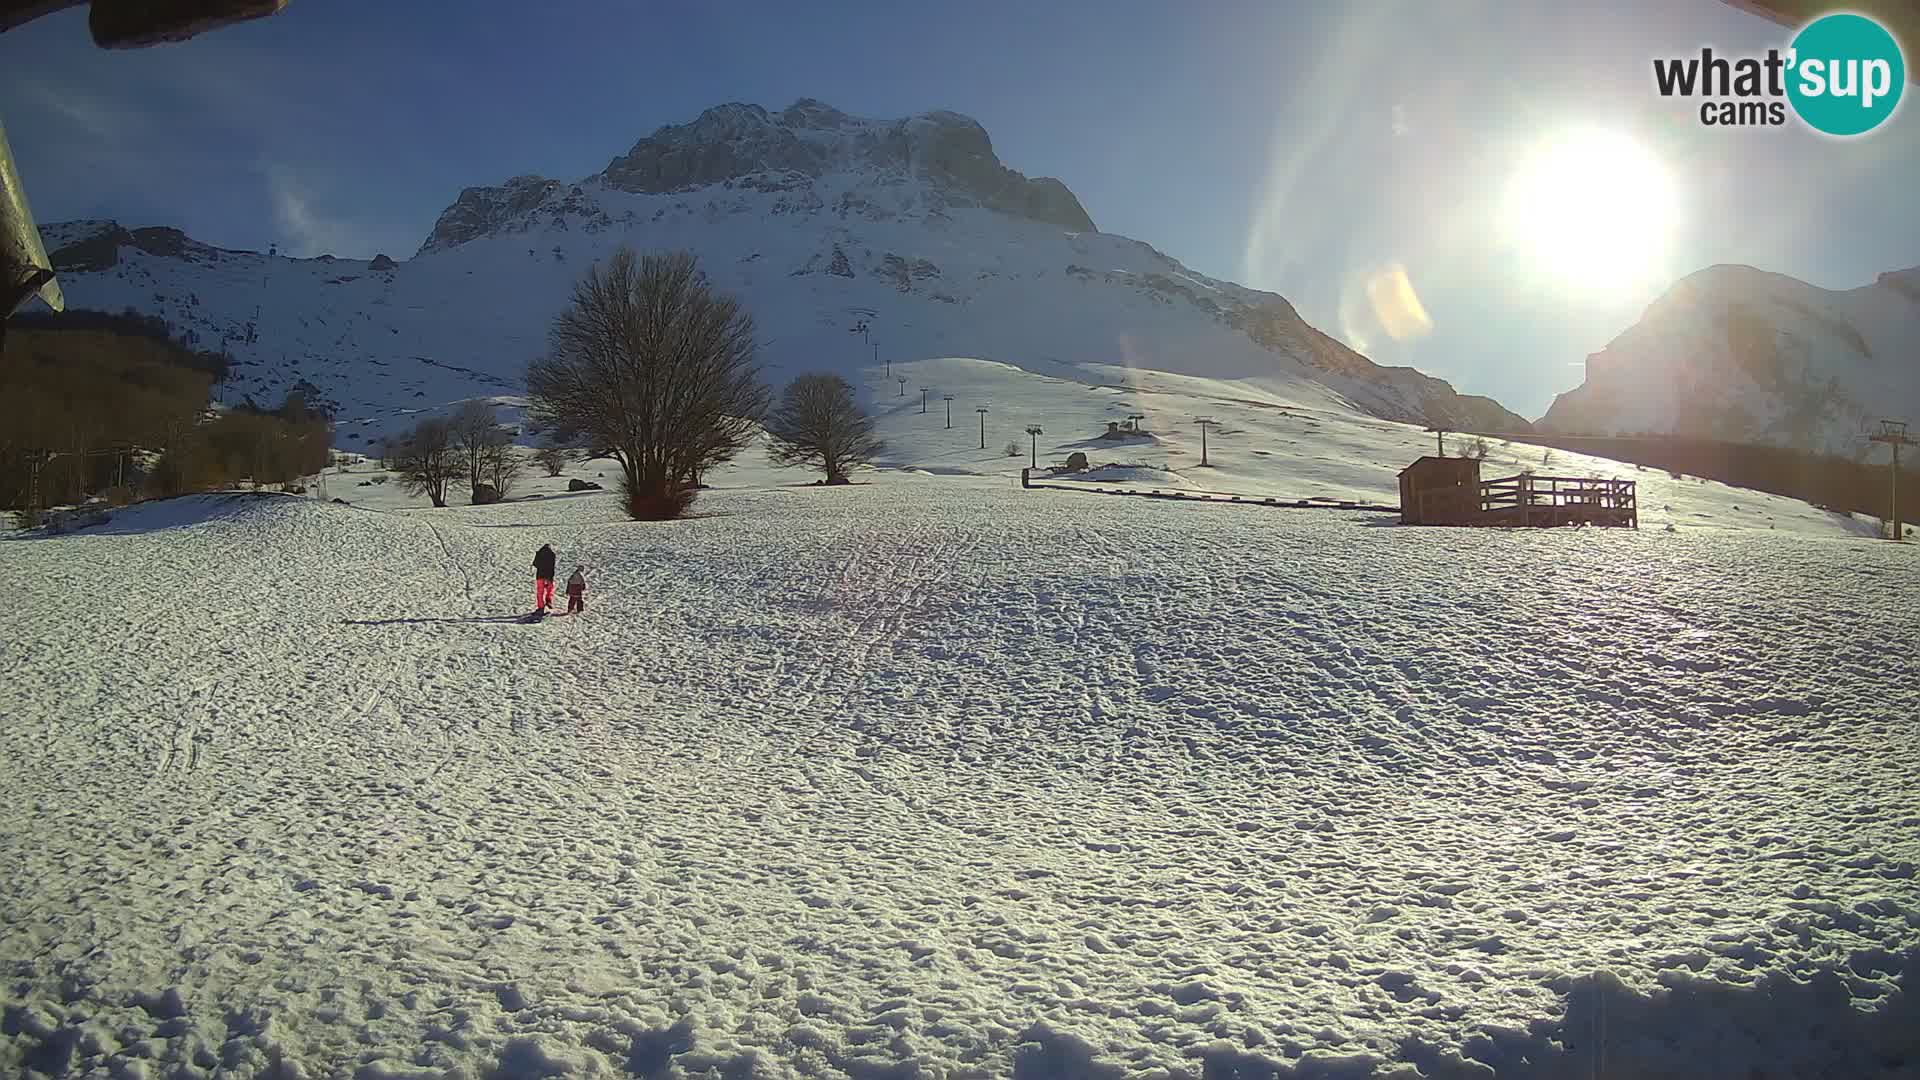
[{"x1": 3, "y1": 471, "x2": 1916, "y2": 1079}]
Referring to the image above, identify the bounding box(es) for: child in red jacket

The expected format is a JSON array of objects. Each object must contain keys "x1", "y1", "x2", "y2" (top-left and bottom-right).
[{"x1": 565, "y1": 566, "x2": 587, "y2": 615}]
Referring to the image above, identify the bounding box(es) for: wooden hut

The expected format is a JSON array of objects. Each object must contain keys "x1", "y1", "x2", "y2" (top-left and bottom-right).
[
  {"x1": 1398, "y1": 454, "x2": 1638, "y2": 528},
  {"x1": 1398, "y1": 456, "x2": 1481, "y2": 525}
]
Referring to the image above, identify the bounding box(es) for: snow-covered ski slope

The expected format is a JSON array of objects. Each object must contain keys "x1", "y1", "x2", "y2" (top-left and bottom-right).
[
  {"x1": 327, "y1": 354, "x2": 1883, "y2": 539},
  {"x1": 847, "y1": 357, "x2": 1888, "y2": 538},
  {"x1": 3, "y1": 478, "x2": 1916, "y2": 1079},
  {"x1": 34, "y1": 101, "x2": 1527, "y2": 449}
]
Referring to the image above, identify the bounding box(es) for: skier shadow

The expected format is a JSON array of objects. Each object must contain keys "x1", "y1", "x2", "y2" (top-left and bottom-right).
[
  {"x1": 341, "y1": 614, "x2": 533, "y2": 627},
  {"x1": 466, "y1": 510, "x2": 731, "y2": 526}
]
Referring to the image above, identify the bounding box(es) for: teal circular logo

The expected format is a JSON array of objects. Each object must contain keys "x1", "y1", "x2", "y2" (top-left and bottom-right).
[{"x1": 1787, "y1": 13, "x2": 1906, "y2": 136}]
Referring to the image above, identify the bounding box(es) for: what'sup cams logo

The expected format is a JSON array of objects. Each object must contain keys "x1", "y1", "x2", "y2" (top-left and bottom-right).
[{"x1": 1654, "y1": 11, "x2": 1906, "y2": 135}]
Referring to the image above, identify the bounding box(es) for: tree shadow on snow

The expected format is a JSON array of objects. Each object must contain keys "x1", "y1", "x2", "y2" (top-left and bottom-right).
[
  {"x1": 341, "y1": 614, "x2": 534, "y2": 627},
  {"x1": 2, "y1": 492, "x2": 306, "y2": 539}
]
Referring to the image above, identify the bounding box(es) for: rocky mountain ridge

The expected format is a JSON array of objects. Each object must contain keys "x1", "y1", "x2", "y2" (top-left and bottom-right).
[{"x1": 1540, "y1": 262, "x2": 1920, "y2": 455}]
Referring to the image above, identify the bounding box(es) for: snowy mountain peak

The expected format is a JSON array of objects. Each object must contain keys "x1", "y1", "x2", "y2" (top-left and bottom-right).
[
  {"x1": 780, "y1": 97, "x2": 858, "y2": 130},
  {"x1": 419, "y1": 99, "x2": 1094, "y2": 255},
  {"x1": 417, "y1": 175, "x2": 604, "y2": 255},
  {"x1": 38, "y1": 96, "x2": 1537, "y2": 442},
  {"x1": 1541, "y1": 262, "x2": 1920, "y2": 452},
  {"x1": 1874, "y1": 265, "x2": 1920, "y2": 302},
  {"x1": 596, "y1": 99, "x2": 1095, "y2": 234}
]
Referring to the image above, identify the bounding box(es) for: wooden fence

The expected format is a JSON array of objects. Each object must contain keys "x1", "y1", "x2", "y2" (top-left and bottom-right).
[{"x1": 1478, "y1": 474, "x2": 1637, "y2": 528}]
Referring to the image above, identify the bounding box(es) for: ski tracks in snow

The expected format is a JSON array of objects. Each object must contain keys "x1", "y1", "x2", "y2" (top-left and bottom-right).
[
  {"x1": 3, "y1": 485, "x2": 1918, "y2": 1080},
  {"x1": 421, "y1": 515, "x2": 479, "y2": 614}
]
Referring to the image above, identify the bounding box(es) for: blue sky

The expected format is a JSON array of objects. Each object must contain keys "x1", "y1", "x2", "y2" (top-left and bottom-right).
[{"x1": 3, "y1": 0, "x2": 1916, "y2": 417}]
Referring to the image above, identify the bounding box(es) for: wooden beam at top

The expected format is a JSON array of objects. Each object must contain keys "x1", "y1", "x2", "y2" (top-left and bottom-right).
[
  {"x1": 0, "y1": 0, "x2": 286, "y2": 46},
  {"x1": 0, "y1": 1, "x2": 81, "y2": 35},
  {"x1": 89, "y1": 0, "x2": 286, "y2": 48}
]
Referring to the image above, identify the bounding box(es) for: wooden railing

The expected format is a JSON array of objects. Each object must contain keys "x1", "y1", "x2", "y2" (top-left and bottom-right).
[{"x1": 1480, "y1": 474, "x2": 1637, "y2": 526}]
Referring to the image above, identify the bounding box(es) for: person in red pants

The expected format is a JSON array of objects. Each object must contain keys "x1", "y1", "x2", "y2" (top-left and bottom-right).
[
  {"x1": 565, "y1": 566, "x2": 587, "y2": 615},
  {"x1": 533, "y1": 544, "x2": 557, "y2": 612}
]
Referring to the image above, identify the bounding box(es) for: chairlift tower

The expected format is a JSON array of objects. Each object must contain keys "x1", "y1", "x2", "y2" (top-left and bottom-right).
[
  {"x1": 943, "y1": 395, "x2": 954, "y2": 429},
  {"x1": 1869, "y1": 420, "x2": 1916, "y2": 541},
  {"x1": 976, "y1": 406, "x2": 990, "y2": 449},
  {"x1": 1025, "y1": 425, "x2": 1044, "y2": 468},
  {"x1": 919, "y1": 387, "x2": 930, "y2": 414},
  {"x1": 1195, "y1": 417, "x2": 1218, "y2": 467}
]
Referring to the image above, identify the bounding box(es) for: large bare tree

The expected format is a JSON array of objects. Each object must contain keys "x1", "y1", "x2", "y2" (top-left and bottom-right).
[
  {"x1": 765, "y1": 373, "x2": 882, "y2": 484},
  {"x1": 527, "y1": 248, "x2": 766, "y2": 519},
  {"x1": 392, "y1": 417, "x2": 459, "y2": 508},
  {"x1": 447, "y1": 400, "x2": 520, "y2": 504}
]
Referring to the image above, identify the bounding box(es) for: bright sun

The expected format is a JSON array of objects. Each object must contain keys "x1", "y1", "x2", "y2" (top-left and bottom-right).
[{"x1": 1502, "y1": 129, "x2": 1679, "y2": 296}]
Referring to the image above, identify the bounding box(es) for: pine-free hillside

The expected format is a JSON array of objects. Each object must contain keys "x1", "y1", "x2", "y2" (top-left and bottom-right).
[
  {"x1": 35, "y1": 99, "x2": 1530, "y2": 449},
  {"x1": 1540, "y1": 263, "x2": 1920, "y2": 455}
]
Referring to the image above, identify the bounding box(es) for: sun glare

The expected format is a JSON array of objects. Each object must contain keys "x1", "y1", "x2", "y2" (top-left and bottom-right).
[{"x1": 1502, "y1": 129, "x2": 1679, "y2": 296}]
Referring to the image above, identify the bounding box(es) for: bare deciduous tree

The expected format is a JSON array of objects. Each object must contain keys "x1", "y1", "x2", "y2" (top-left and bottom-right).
[
  {"x1": 448, "y1": 400, "x2": 513, "y2": 503},
  {"x1": 393, "y1": 418, "x2": 458, "y2": 507},
  {"x1": 475, "y1": 441, "x2": 522, "y2": 500},
  {"x1": 765, "y1": 373, "x2": 881, "y2": 484},
  {"x1": 1455, "y1": 436, "x2": 1491, "y2": 461},
  {"x1": 527, "y1": 248, "x2": 767, "y2": 520},
  {"x1": 534, "y1": 445, "x2": 569, "y2": 477}
]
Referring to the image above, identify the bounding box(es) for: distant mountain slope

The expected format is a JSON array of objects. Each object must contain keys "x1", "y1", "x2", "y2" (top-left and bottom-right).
[
  {"x1": 1539, "y1": 263, "x2": 1920, "y2": 455},
  {"x1": 37, "y1": 99, "x2": 1529, "y2": 445}
]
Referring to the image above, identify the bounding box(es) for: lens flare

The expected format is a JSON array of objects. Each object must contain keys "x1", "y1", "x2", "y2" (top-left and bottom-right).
[
  {"x1": 1365, "y1": 264, "x2": 1435, "y2": 343},
  {"x1": 1341, "y1": 263, "x2": 1434, "y2": 356}
]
